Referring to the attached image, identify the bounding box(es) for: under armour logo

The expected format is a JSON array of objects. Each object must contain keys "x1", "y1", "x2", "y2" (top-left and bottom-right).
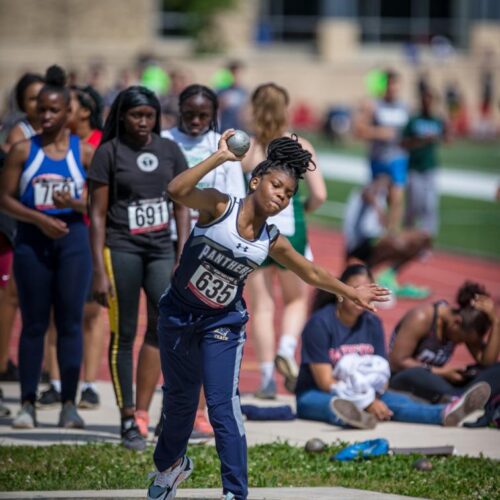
[{"x1": 236, "y1": 243, "x2": 249, "y2": 252}]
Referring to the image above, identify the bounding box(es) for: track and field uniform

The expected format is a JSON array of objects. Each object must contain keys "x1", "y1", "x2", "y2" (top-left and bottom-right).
[
  {"x1": 15, "y1": 134, "x2": 91, "y2": 404},
  {"x1": 369, "y1": 100, "x2": 409, "y2": 186},
  {"x1": 262, "y1": 193, "x2": 310, "y2": 267},
  {"x1": 389, "y1": 302, "x2": 500, "y2": 404},
  {"x1": 88, "y1": 134, "x2": 187, "y2": 409},
  {"x1": 154, "y1": 196, "x2": 279, "y2": 500},
  {"x1": 17, "y1": 118, "x2": 37, "y2": 140},
  {"x1": 161, "y1": 128, "x2": 246, "y2": 236},
  {"x1": 402, "y1": 114, "x2": 444, "y2": 235}
]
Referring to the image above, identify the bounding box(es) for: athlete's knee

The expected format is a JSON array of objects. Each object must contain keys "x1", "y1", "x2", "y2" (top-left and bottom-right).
[{"x1": 21, "y1": 318, "x2": 51, "y2": 339}]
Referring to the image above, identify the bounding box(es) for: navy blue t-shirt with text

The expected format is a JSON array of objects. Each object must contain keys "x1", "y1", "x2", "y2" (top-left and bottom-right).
[{"x1": 295, "y1": 303, "x2": 387, "y2": 394}]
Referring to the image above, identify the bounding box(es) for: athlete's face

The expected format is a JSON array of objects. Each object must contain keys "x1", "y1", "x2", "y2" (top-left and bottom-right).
[
  {"x1": 23, "y1": 82, "x2": 44, "y2": 121},
  {"x1": 384, "y1": 76, "x2": 400, "y2": 102},
  {"x1": 250, "y1": 170, "x2": 296, "y2": 216},
  {"x1": 37, "y1": 91, "x2": 70, "y2": 134},
  {"x1": 179, "y1": 94, "x2": 213, "y2": 137},
  {"x1": 122, "y1": 105, "x2": 157, "y2": 140},
  {"x1": 445, "y1": 314, "x2": 468, "y2": 343}
]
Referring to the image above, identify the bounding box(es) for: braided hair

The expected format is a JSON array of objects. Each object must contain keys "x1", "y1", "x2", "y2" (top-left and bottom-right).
[
  {"x1": 178, "y1": 84, "x2": 219, "y2": 132},
  {"x1": 15, "y1": 72, "x2": 44, "y2": 112},
  {"x1": 39, "y1": 65, "x2": 70, "y2": 104},
  {"x1": 71, "y1": 84, "x2": 104, "y2": 131},
  {"x1": 101, "y1": 85, "x2": 161, "y2": 144},
  {"x1": 250, "y1": 135, "x2": 315, "y2": 194}
]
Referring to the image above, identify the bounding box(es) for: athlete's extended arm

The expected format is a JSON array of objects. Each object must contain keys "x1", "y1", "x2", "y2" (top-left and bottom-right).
[
  {"x1": 167, "y1": 130, "x2": 243, "y2": 219},
  {"x1": 173, "y1": 201, "x2": 190, "y2": 264},
  {"x1": 88, "y1": 181, "x2": 113, "y2": 307},
  {"x1": 0, "y1": 141, "x2": 69, "y2": 238},
  {"x1": 269, "y1": 235, "x2": 389, "y2": 312},
  {"x1": 353, "y1": 99, "x2": 396, "y2": 142},
  {"x1": 299, "y1": 137, "x2": 327, "y2": 213}
]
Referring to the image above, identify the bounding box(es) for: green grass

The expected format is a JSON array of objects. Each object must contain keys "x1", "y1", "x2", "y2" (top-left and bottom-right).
[
  {"x1": 304, "y1": 179, "x2": 500, "y2": 259},
  {"x1": 301, "y1": 132, "x2": 500, "y2": 173},
  {"x1": 1, "y1": 442, "x2": 499, "y2": 499}
]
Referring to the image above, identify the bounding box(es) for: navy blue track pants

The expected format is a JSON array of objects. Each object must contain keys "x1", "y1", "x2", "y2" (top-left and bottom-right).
[
  {"x1": 14, "y1": 219, "x2": 91, "y2": 404},
  {"x1": 154, "y1": 293, "x2": 249, "y2": 500}
]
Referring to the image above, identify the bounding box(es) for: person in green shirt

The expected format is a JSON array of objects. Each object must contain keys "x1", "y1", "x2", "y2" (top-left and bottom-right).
[{"x1": 402, "y1": 88, "x2": 449, "y2": 238}]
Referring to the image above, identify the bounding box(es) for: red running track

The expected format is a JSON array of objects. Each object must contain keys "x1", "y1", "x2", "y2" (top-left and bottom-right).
[{"x1": 8, "y1": 226, "x2": 500, "y2": 395}]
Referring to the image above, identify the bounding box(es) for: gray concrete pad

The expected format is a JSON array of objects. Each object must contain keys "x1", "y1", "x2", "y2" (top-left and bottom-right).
[
  {"x1": 0, "y1": 381, "x2": 498, "y2": 459},
  {"x1": 0, "y1": 487, "x2": 425, "y2": 499}
]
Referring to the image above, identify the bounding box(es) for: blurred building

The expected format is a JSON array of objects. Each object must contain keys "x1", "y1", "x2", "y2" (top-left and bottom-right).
[{"x1": 0, "y1": 0, "x2": 499, "y2": 114}]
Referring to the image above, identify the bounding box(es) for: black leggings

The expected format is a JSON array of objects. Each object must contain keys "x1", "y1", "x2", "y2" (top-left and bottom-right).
[
  {"x1": 104, "y1": 248, "x2": 173, "y2": 410},
  {"x1": 389, "y1": 363, "x2": 500, "y2": 403},
  {"x1": 15, "y1": 220, "x2": 91, "y2": 404}
]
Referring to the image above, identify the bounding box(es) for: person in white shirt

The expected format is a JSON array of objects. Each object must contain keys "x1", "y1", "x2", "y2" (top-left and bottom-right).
[{"x1": 160, "y1": 83, "x2": 246, "y2": 438}]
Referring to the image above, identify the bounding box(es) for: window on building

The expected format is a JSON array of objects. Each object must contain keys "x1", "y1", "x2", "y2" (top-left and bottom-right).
[
  {"x1": 260, "y1": 0, "x2": 320, "y2": 42},
  {"x1": 158, "y1": 1, "x2": 195, "y2": 37},
  {"x1": 358, "y1": 0, "x2": 456, "y2": 45}
]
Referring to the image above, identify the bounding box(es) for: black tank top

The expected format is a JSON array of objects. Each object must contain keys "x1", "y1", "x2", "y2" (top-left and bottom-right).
[{"x1": 391, "y1": 301, "x2": 455, "y2": 367}]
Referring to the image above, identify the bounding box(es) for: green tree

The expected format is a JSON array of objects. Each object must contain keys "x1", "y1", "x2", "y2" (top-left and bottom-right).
[{"x1": 163, "y1": 0, "x2": 237, "y2": 53}]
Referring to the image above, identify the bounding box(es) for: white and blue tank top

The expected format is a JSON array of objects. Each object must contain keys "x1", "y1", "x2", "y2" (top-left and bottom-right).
[
  {"x1": 18, "y1": 118, "x2": 37, "y2": 140},
  {"x1": 169, "y1": 196, "x2": 279, "y2": 313},
  {"x1": 19, "y1": 134, "x2": 86, "y2": 216},
  {"x1": 369, "y1": 99, "x2": 409, "y2": 163}
]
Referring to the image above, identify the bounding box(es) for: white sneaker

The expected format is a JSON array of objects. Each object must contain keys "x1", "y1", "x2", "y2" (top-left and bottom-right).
[
  {"x1": 274, "y1": 354, "x2": 298, "y2": 393},
  {"x1": 12, "y1": 402, "x2": 36, "y2": 429},
  {"x1": 147, "y1": 456, "x2": 193, "y2": 500},
  {"x1": 331, "y1": 398, "x2": 377, "y2": 430},
  {"x1": 443, "y1": 382, "x2": 491, "y2": 427}
]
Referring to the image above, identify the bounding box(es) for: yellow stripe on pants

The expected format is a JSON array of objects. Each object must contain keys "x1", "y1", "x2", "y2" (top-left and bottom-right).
[{"x1": 103, "y1": 247, "x2": 123, "y2": 408}]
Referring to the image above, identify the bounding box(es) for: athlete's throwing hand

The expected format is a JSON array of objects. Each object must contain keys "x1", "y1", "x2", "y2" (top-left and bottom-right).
[{"x1": 350, "y1": 283, "x2": 390, "y2": 312}]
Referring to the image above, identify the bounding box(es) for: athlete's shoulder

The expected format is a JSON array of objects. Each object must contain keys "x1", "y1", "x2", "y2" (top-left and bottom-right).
[
  {"x1": 266, "y1": 223, "x2": 280, "y2": 243},
  {"x1": 7, "y1": 136, "x2": 32, "y2": 161},
  {"x1": 161, "y1": 128, "x2": 175, "y2": 140},
  {"x1": 155, "y1": 133, "x2": 184, "y2": 152}
]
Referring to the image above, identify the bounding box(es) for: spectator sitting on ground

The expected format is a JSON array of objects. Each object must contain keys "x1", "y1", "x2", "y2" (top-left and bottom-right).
[
  {"x1": 343, "y1": 174, "x2": 431, "y2": 300},
  {"x1": 389, "y1": 281, "x2": 500, "y2": 413},
  {"x1": 295, "y1": 264, "x2": 490, "y2": 430}
]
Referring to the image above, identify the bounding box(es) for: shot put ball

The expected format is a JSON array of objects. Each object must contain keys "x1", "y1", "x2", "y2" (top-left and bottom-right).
[
  {"x1": 305, "y1": 438, "x2": 327, "y2": 453},
  {"x1": 227, "y1": 130, "x2": 250, "y2": 156}
]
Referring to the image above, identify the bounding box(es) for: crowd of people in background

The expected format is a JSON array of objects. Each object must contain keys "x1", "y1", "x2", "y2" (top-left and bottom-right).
[{"x1": 0, "y1": 57, "x2": 498, "y2": 500}]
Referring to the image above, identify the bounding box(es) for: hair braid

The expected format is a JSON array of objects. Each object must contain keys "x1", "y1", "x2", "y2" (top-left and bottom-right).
[{"x1": 251, "y1": 135, "x2": 315, "y2": 193}]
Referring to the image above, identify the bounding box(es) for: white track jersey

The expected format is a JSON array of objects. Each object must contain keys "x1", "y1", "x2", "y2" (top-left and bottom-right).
[
  {"x1": 169, "y1": 196, "x2": 279, "y2": 313},
  {"x1": 162, "y1": 128, "x2": 246, "y2": 237}
]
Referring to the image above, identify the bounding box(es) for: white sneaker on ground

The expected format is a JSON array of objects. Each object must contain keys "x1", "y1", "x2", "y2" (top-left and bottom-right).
[
  {"x1": 331, "y1": 398, "x2": 377, "y2": 430},
  {"x1": 147, "y1": 456, "x2": 193, "y2": 500},
  {"x1": 12, "y1": 402, "x2": 36, "y2": 429},
  {"x1": 274, "y1": 354, "x2": 298, "y2": 393},
  {"x1": 443, "y1": 382, "x2": 491, "y2": 427}
]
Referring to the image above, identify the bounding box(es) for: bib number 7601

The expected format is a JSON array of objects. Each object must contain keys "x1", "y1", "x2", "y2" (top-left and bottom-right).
[{"x1": 33, "y1": 178, "x2": 76, "y2": 211}]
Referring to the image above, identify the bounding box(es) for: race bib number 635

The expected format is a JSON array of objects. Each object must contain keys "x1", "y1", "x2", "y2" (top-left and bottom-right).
[{"x1": 187, "y1": 264, "x2": 237, "y2": 308}]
